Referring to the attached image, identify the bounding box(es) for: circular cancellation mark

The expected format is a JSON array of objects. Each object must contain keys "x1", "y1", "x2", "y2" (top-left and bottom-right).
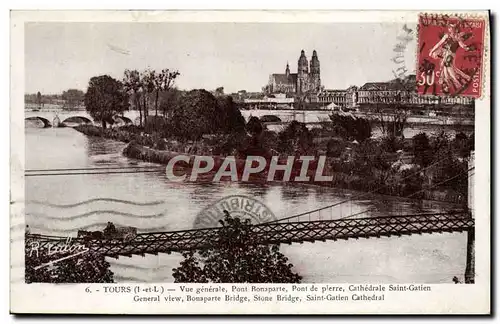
[{"x1": 193, "y1": 195, "x2": 277, "y2": 229}]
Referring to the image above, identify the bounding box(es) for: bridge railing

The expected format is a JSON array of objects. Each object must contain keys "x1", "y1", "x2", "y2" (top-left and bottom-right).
[{"x1": 25, "y1": 211, "x2": 473, "y2": 258}]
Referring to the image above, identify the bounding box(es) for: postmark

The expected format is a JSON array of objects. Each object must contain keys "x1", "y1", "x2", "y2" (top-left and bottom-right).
[
  {"x1": 416, "y1": 13, "x2": 486, "y2": 98},
  {"x1": 391, "y1": 23, "x2": 415, "y2": 80},
  {"x1": 193, "y1": 195, "x2": 277, "y2": 229}
]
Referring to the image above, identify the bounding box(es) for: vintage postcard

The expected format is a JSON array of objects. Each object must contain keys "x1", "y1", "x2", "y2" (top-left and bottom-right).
[{"x1": 10, "y1": 10, "x2": 490, "y2": 314}]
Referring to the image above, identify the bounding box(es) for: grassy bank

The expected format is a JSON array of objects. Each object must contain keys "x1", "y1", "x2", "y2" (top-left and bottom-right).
[{"x1": 74, "y1": 125, "x2": 468, "y2": 205}]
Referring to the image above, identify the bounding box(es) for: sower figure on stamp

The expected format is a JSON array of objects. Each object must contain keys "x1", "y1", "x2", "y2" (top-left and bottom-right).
[{"x1": 428, "y1": 23, "x2": 474, "y2": 93}]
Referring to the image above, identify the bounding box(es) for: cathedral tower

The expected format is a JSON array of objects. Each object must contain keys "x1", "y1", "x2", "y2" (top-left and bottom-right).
[
  {"x1": 297, "y1": 50, "x2": 309, "y2": 94},
  {"x1": 310, "y1": 50, "x2": 321, "y2": 92},
  {"x1": 285, "y1": 62, "x2": 290, "y2": 77}
]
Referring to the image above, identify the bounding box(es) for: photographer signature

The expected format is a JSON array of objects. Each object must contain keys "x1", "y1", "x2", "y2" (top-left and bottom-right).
[{"x1": 29, "y1": 237, "x2": 90, "y2": 270}]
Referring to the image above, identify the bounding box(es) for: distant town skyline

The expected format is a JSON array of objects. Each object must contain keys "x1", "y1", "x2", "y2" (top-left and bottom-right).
[{"x1": 25, "y1": 22, "x2": 417, "y2": 95}]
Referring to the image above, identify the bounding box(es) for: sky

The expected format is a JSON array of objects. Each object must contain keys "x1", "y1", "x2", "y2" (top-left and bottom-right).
[{"x1": 25, "y1": 22, "x2": 417, "y2": 94}]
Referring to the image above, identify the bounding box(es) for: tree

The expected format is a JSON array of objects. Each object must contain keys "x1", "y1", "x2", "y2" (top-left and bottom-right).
[
  {"x1": 412, "y1": 132, "x2": 432, "y2": 167},
  {"x1": 140, "y1": 69, "x2": 155, "y2": 127},
  {"x1": 246, "y1": 116, "x2": 263, "y2": 137},
  {"x1": 84, "y1": 75, "x2": 129, "y2": 129},
  {"x1": 453, "y1": 132, "x2": 472, "y2": 158},
  {"x1": 215, "y1": 87, "x2": 224, "y2": 96},
  {"x1": 36, "y1": 91, "x2": 42, "y2": 108},
  {"x1": 152, "y1": 69, "x2": 180, "y2": 117},
  {"x1": 240, "y1": 116, "x2": 266, "y2": 156},
  {"x1": 159, "y1": 88, "x2": 183, "y2": 119},
  {"x1": 431, "y1": 131, "x2": 451, "y2": 157},
  {"x1": 62, "y1": 89, "x2": 85, "y2": 109},
  {"x1": 159, "y1": 70, "x2": 181, "y2": 117},
  {"x1": 169, "y1": 89, "x2": 246, "y2": 140},
  {"x1": 329, "y1": 114, "x2": 372, "y2": 142},
  {"x1": 217, "y1": 95, "x2": 246, "y2": 134},
  {"x1": 172, "y1": 213, "x2": 302, "y2": 283},
  {"x1": 388, "y1": 108, "x2": 410, "y2": 138},
  {"x1": 354, "y1": 140, "x2": 394, "y2": 184},
  {"x1": 468, "y1": 132, "x2": 475, "y2": 152},
  {"x1": 372, "y1": 90, "x2": 409, "y2": 138},
  {"x1": 170, "y1": 89, "x2": 220, "y2": 139},
  {"x1": 326, "y1": 138, "x2": 346, "y2": 158},
  {"x1": 123, "y1": 69, "x2": 143, "y2": 127},
  {"x1": 279, "y1": 121, "x2": 314, "y2": 155},
  {"x1": 430, "y1": 132, "x2": 467, "y2": 191},
  {"x1": 295, "y1": 90, "x2": 313, "y2": 110},
  {"x1": 380, "y1": 135, "x2": 402, "y2": 153}
]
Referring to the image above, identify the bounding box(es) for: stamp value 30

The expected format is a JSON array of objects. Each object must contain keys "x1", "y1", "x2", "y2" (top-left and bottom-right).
[{"x1": 417, "y1": 13, "x2": 486, "y2": 98}]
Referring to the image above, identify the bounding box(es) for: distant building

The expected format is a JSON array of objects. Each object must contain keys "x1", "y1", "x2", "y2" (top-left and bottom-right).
[
  {"x1": 357, "y1": 75, "x2": 474, "y2": 108},
  {"x1": 315, "y1": 75, "x2": 473, "y2": 112},
  {"x1": 255, "y1": 68, "x2": 474, "y2": 112},
  {"x1": 243, "y1": 93, "x2": 294, "y2": 110},
  {"x1": 265, "y1": 50, "x2": 321, "y2": 95},
  {"x1": 318, "y1": 90, "x2": 347, "y2": 108}
]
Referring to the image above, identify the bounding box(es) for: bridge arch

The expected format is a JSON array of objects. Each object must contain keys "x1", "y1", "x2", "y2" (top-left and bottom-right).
[
  {"x1": 260, "y1": 115, "x2": 282, "y2": 123},
  {"x1": 113, "y1": 116, "x2": 133, "y2": 126},
  {"x1": 25, "y1": 116, "x2": 51, "y2": 128},
  {"x1": 62, "y1": 116, "x2": 93, "y2": 125}
]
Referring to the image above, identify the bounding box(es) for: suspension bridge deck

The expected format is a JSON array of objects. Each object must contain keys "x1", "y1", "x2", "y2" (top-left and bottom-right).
[{"x1": 26, "y1": 212, "x2": 473, "y2": 259}]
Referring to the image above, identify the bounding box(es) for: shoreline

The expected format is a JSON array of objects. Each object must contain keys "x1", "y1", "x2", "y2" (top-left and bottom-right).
[{"x1": 74, "y1": 125, "x2": 467, "y2": 205}]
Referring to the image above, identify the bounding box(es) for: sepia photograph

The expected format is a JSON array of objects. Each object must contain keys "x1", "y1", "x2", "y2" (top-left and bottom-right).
[{"x1": 10, "y1": 10, "x2": 491, "y2": 314}]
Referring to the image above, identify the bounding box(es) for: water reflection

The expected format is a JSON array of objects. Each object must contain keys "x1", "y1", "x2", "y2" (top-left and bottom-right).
[{"x1": 22, "y1": 126, "x2": 467, "y2": 283}]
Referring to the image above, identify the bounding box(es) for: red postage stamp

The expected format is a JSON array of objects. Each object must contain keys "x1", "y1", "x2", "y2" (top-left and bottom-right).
[{"x1": 417, "y1": 13, "x2": 486, "y2": 98}]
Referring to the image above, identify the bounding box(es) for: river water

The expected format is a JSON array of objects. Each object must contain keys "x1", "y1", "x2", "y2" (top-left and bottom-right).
[{"x1": 21, "y1": 126, "x2": 468, "y2": 283}]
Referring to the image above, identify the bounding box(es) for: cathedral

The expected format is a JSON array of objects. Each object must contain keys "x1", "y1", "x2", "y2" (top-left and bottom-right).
[{"x1": 266, "y1": 50, "x2": 321, "y2": 95}]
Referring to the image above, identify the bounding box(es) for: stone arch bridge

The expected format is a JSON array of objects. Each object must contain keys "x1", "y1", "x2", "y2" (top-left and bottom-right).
[{"x1": 25, "y1": 109, "x2": 141, "y2": 127}]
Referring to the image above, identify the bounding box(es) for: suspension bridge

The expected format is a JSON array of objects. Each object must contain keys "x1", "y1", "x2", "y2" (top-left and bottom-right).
[
  {"x1": 27, "y1": 211, "x2": 473, "y2": 259},
  {"x1": 24, "y1": 156, "x2": 476, "y2": 282}
]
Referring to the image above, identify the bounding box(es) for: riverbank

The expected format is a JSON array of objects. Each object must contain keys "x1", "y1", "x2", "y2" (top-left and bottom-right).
[
  {"x1": 74, "y1": 125, "x2": 467, "y2": 205},
  {"x1": 26, "y1": 124, "x2": 468, "y2": 284},
  {"x1": 124, "y1": 141, "x2": 465, "y2": 204}
]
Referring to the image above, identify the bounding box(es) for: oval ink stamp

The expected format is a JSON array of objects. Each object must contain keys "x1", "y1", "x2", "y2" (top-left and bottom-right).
[{"x1": 194, "y1": 195, "x2": 277, "y2": 229}]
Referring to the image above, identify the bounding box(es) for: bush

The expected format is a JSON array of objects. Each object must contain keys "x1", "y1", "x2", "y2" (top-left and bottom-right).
[
  {"x1": 380, "y1": 135, "x2": 403, "y2": 153},
  {"x1": 172, "y1": 213, "x2": 302, "y2": 283},
  {"x1": 329, "y1": 114, "x2": 372, "y2": 142},
  {"x1": 25, "y1": 237, "x2": 114, "y2": 283},
  {"x1": 326, "y1": 138, "x2": 346, "y2": 158},
  {"x1": 412, "y1": 132, "x2": 432, "y2": 167},
  {"x1": 168, "y1": 90, "x2": 246, "y2": 140},
  {"x1": 279, "y1": 121, "x2": 314, "y2": 155},
  {"x1": 246, "y1": 116, "x2": 263, "y2": 137}
]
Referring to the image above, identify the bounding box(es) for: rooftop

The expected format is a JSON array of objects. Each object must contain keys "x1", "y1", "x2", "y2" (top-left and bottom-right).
[
  {"x1": 360, "y1": 74, "x2": 417, "y2": 91},
  {"x1": 271, "y1": 73, "x2": 297, "y2": 85}
]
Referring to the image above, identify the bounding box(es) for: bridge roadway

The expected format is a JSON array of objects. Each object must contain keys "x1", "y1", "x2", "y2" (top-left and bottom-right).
[
  {"x1": 25, "y1": 109, "x2": 141, "y2": 126},
  {"x1": 26, "y1": 109, "x2": 474, "y2": 127},
  {"x1": 27, "y1": 211, "x2": 473, "y2": 259}
]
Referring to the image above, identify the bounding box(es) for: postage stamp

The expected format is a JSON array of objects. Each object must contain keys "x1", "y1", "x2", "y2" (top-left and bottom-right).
[{"x1": 416, "y1": 13, "x2": 486, "y2": 98}]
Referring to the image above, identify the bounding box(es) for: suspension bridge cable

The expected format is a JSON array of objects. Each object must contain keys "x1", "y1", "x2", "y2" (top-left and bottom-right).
[
  {"x1": 339, "y1": 167, "x2": 475, "y2": 220},
  {"x1": 25, "y1": 169, "x2": 165, "y2": 177},
  {"x1": 25, "y1": 165, "x2": 165, "y2": 172},
  {"x1": 263, "y1": 154, "x2": 466, "y2": 224}
]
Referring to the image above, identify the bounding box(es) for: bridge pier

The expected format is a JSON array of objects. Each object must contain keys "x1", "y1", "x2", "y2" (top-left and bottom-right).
[
  {"x1": 464, "y1": 229, "x2": 475, "y2": 284},
  {"x1": 464, "y1": 152, "x2": 475, "y2": 284}
]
